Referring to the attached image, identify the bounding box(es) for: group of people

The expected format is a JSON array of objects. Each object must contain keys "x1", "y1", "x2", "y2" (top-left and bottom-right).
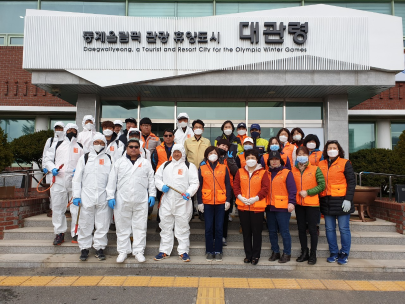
[{"x1": 42, "y1": 113, "x2": 355, "y2": 266}]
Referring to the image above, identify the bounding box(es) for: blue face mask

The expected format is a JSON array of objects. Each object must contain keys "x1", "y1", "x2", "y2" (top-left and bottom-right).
[
  {"x1": 251, "y1": 131, "x2": 260, "y2": 139},
  {"x1": 244, "y1": 145, "x2": 253, "y2": 150},
  {"x1": 297, "y1": 156, "x2": 309, "y2": 164},
  {"x1": 270, "y1": 144, "x2": 279, "y2": 151}
]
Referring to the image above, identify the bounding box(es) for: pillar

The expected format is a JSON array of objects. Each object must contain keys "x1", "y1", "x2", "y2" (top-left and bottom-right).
[
  {"x1": 324, "y1": 95, "x2": 349, "y2": 156},
  {"x1": 376, "y1": 119, "x2": 392, "y2": 149},
  {"x1": 35, "y1": 116, "x2": 49, "y2": 132},
  {"x1": 75, "y1": 94, "x2": 101, "y2": 131}
]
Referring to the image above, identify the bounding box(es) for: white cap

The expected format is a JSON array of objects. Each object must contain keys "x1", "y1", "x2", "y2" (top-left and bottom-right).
[
  {"x1": 176, "y1": 112, "x2": 189, "y2": 120},
  {"x1": 92, "y1": 132, "x2": 107, "y2": 145},
  {"x1": 243, "y1": 137, "x2": 254, "y2": 144},
  {"x1": 53, "y1": 121, "x2": 65, "y2": 129},
  {"x1": 113, "y1": 120, "x2": 123, "y2": 126}
]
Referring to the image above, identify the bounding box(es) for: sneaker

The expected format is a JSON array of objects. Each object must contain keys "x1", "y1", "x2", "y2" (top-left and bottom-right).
[
  {"x1": 215, "y1": 253, "x2": 223, "y2": 262},
  {"x1": 222, "y1": 237, "x2": 227, "y2": 246},
  {"x1": 337, "y1": 252, "x2": 348, "y2": 265},
  {"x1": 95, "y1": 249, "x2": 106, "y2": 261},
  {"x1": 206, "y1": 253, "x2": 214, "y2": 261},
  {"x1": 135, "y1": 252, "x2": 146, "y2": 263},
  {"x1": 71, "y1": 235, "x2": 78, "y2": 244},
  {"x1": 179, "y1": 253, "x2": 190, "y2": 262},
  {"x1": 116, "y1": 253, "x2": 127, "y2": 263},
  {"x1": 53, "y1": 233, "x2": 64, "y2": 246},
  {"x1": 228, "y1": 214, "x2": 232, "y2": 222},
  {"x1": 80, "y1": 249, "x2": 89, "y2": 261},
  {"x1": 327, "y1": 253, "x2": 339, "y2": 263},
  {"x1": 154, "y1": 252, "x2": 170, "y2": 261}
]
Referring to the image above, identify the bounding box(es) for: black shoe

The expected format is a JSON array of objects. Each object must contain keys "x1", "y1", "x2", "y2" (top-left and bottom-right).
[
  {"x1": 109, "y1": 223, "x2": 116, "y2": 231},
  {"x1": 296, "y1": 248, "x2": 309, "y2": 262},
  {"x1": 199, "y1": 212, "x2": 205, "y2": 222},
  {"x1": 155, "y1": 226, "x2": 161, "y2": 233},
  {"x1": 278, "y1": 253, "x2": 291, "y2": 263},
  {"x1": 71, "y1": 235, "x2": 78, "y2": 244},
  {"x1": 53, "y1": 233, "x2": 64, "y2": 246},
  {"x1": 95, "y1": 249, "x2": 106, "y2": 261},
  {"x1": 308, "y1": 250, "x2": 317, "y2": 265},
  {"x1": 80, "y1": 249, "x2": 89, "y2": 261},
  {"x1": 251, "y1": 258, "x2": 259, "y2": 265},
  {"x1": 206, "y1": 253, "x2": 214, "y2": 261},
  {"x1": 215, "y1": 253, "x2": 223, "y2": 262},
  {"x1": 268, "y1": 251, "x2": 280, "y2": 261},
  {"x1": 243, "y1": 258, "x2": 251, "y2": 263}
]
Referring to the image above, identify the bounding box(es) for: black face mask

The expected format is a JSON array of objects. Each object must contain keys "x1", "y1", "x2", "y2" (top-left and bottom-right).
[
  {"x1": 218, "y1": 148, "x2": 227, "y2": 156},
  {"x1": 66, "y1": 132, "x2": 77, "y2": 141}
]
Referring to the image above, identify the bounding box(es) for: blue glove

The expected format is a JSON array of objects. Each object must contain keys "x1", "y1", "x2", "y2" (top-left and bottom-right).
[
  {"x1": 227, "y1": 151, "x2": 233, "y2": 158},
  {"x1": 72, "y1": 169, "x2": 75, "y2": 177},
  {"x1": 182, "y1": 192, "x2": 190, "y2": 200},
  {"x1": 73, "y1": 198, "x2": 81, "y2": 206},
  {"x1": 200, "y1": 160, "x2": 206, "y2": 166},
  {"x1": 148, "y1": 197, "x2": 155, "y2": 207},
  {"x1": 43, "y1": 168, "x2": 48, "y2": 174},
  {"x1": 108, "y1": 199, "x2": 116, "y2": 209},
  {"x1": 52, "y1": 168, "x2": 59, "y2": 176},
  {"x1": 162, "y1": 185, "x2": 169, "y2": 193}
]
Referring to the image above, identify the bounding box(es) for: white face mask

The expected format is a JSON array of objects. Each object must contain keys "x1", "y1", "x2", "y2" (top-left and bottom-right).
[
  {"x1": 279, "y1": 135, "x2": 288, "y2": 143},
  {"x1": 55, "y1": 130, "x2": 64, "y2": 138},
  {"x1": 194, "y1": 129, "x2": 203, "y2": 135},
  {"x1": 246, "y1": 159, "x2": 257, "y2": 168},
  {"x1": 224, "y1": 129, "x2": 233, "y2": 136},
  {"x1": 293, "y1": 135, "x2": 302, "y2": 141},
  {"x1": 178, "y1": 121, "x2": 188, "y2": 128},
  {"x1": 84, "y1": 123, "x2": 94, "y2": 131},
  {"x1": 307, "y1": 142, "x2": 316, "y2": 149},
  {"x1": 208, "y1": 154, "x2": 218, "y2": 162},
  {"x1": 93, "y1": 144, "x2": 104, "y2": 153},
  {"x1": 327, "y1": 149, "x2": 339, "y2": 158},
  {"x1": 237, "y1": 129, "x2": 246, "y2": 136},
  {"x1": 103, "y1": 129, "x2": 113, "y2": 137}
]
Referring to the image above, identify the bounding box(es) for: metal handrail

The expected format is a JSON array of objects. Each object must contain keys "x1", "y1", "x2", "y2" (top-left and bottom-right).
[
  {"x1": 357, "y1": 171, "x2": 405, "y2": 200},
  {"x1": 0, "y1": 169, "x2": 45, "y2": 198}
]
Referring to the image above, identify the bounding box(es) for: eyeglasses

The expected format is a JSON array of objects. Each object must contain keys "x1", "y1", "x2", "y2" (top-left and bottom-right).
[
  {"x1": 163, "y1": 134, "x2": 173, "y2": 137},
  {"x1": 128, "y1": 145, "x2": 140, "y2": 149}
]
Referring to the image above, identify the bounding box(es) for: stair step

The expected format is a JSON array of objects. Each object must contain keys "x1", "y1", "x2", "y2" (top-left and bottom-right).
[{"x1": 0, "y1": 240, "x2": 404, "y2": 260}]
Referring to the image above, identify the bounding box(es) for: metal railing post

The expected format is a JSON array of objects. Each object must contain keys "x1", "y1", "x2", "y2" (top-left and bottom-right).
[
  {"x1": 389, "y1": 175, "x2": 392, "y2": 200},
  {"x1": 24, "y1": 171, "x2": 29, "y2": 198},
  {"x1": 359, "y1": 172, "x2": 362, "y2": 186}
]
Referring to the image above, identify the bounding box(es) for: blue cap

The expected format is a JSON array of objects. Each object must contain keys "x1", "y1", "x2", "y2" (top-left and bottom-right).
[{"x1": 250, "y1": 123, "x2": 261, "y2": 131}]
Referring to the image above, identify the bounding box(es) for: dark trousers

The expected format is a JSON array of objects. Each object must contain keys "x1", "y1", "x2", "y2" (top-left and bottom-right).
[
  {"x1": 155, "y1": 190, "x2": 162, "y2": 223},
  {"x1": 204, "y1": 204, "x2": 225, "y2": 254},
  {"x1": 239, "y1": 210, "x2": 264, "y2": 259},
  {"x1": 295, "y1": 204, "x2": 320, "y2": 252}
]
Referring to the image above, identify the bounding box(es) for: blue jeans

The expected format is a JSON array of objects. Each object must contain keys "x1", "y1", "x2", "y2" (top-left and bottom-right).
[
  {"x1": 204, "y1": 204, "x2": 225, "y2": 254},
  {"x1": 324, "y1": 214, "x2": 351, "y2": 255},
  {"x1": 266, "y1": 210, "x2": 292, "y2": 255}
]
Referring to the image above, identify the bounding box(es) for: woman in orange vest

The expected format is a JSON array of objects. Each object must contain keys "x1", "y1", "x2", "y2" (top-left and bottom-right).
[
  {"x1": 276, "y1": 128, "x2": 297, "y2": 164},
  {"x1": 236, "y1": 137, "x2": 254, "y2": 168},
  {"x1": 197, "y1": 146, "x2": 232, "y2": 262},
  {"x1": 233, "y1": 149, "x2": 269, "y2": 265},
  {"x1": 319, "y1": 140, "x2": 356, "y2": 265},
  {"x1": 291, "y1": 127, "x2": 305, "y2": 148},
  {"x1": 303, "y1": 134, "x2": 324, "y2": 166},
  {"x1": 260, "y1": 137, "x2": 292, "y2": 170},
  {"x1": 292, "y1": 146, "x2": 325, "y2": 265},
  {"x1": 266, "y1": 151, "x2": 297, "y2": 264}
]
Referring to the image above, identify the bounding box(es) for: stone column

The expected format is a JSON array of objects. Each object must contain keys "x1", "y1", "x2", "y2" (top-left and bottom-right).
[
  {"x1": 35, "y1": 116, "x2": 49, "y2": 132},
  {"x1": 376, "y1": 119, "x2": 392, "y2": 149},
  {"x1": 75, "y1": 94, "x2": 101, "y2": 131}
]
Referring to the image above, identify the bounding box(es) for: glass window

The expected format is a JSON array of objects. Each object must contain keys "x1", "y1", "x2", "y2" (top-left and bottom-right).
[
  {"x1": 216, "y1": 3, "x2": 239, "y2": 15},
  {"x1": 151, "y1": 123, "x2": 176, "y2": 140},
  {"x1": 395, "y1": 3, "x2": 405, "y2": 37},
  {"x1": 101, "y1": 102, "x2": 138, "y2": 119},
  {"x1": 49, "y1": 119, "x2": 75, "y2": 129},
  {"x1": 41, "y1": 1, "x2": 125, "y2": 15},
  {"x1": 0, "y1": 1, "x2": 37, "y2": 34},
  {"x1": 248, "y1": 102, "x2": 283, "y2": 120},
  {"x1": 286, "y1": 102, "x2": 323, "y2": 120},
  {"x1": 140, "y1": 101, "x2": 174, "y2": 120},
  {"x1": 391, "y1": 122, "x2": 405, "y2": 149},
  {"x1": 177, "y1": 101, "x2": 245, "y2": 121},
  {"x1": 202, "y1": 126, "x2": 222, "y2": 144},
  {"x1": 178, "y1": 2, "x2": 213, "y2": 17},
  {"x1": 349, "y1": 122, "x2": 375, "y2": 153},
  {"x1": 307, "y1": 2, "x2": 391, "y2": 14},
  {"x1": 0, "y1": 37, "x2": 4, "y2": 46},
  {"x1": 128, "y1": 2, "x2": 176, "y2": 17},
  {"x1": 41, "y1": 1, "x2": 84, "y2": 13},
  {"x1": 9, "y1": 37, "x2": 23, "y2": 45},
  {"x1": 216, "y1": 2, "x2": 299, "y2": 15},
  {"x1": 0, "y1": 118, "x2": 35, "y2": 141},
  {"x1": 256, "y1": 127, "x2": 278, "y2": 141}
]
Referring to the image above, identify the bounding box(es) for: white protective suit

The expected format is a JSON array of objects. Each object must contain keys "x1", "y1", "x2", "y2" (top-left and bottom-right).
[
  {"x1": 42, "y1": 121, "x2": 65, "y2": 185},
  {"x1": 44, "y1": 123, "x2": 84, "y2": 237},
  {"x1": 119, "y1": 128, "x2": 151, "y2": 161},
  {"x1": 174, "y1": 113, "x2": 194, "y2": 146},
  {"x1": 77, "y1": 115, "x2": 96, "y2": 153},
  {"x1": 105, "y1": 136, "x2": 123, "y2": 162},
  {"x1": 106, "y1": 149, "x2": 156, "y2": 255},
  {"x1": 72, "y1": 133, "x2": 112, "y2": 251},
  {"x1": 154, "y1": 144, "x2": 199, "y2": 255}
]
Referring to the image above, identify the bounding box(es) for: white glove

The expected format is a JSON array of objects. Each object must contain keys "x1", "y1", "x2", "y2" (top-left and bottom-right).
[
  {"x1": 342, "y1": 200, "x2": 351, "y2": 212},
  {"x1": 225, "y1": 202, "x2": 230, "y2": 211},
  {"x1": 237, "y1": 194, "x2": 249, "y2": 205},
  {"x1": 198, "y1": 204, "x2": 204, "y2": 213},
  {"x1": 247, "y1": 196, "x2": 260, "y2": 205}
]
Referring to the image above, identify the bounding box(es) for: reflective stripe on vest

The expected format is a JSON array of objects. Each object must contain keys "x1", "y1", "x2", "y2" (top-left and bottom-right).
[
  {"x1": 292, "y1": 164, "x2": 319, "y2": 206},
  {"x1": 309, "y1": 151, "x2": 323, "y2": 166},
  {"x1": 282, "y1": 142, "x2": 295, "y2": 163},
  {"x1": 263, "y1": 153, "x2": 288, "y2": 171},
  {"x1": 156, "y1": 144, "x2": 172, "y2": 171},
  {"x1": 235, "y1": 168, "x2": 267, "y2": 212},
  {"x1": 268, "y1": 169, "x2": 290, "y2": 209},
  {"x1": 319, "y1": 157, "x2": 348, "y2": 197},
  {"x1": 200, "y1": 163, "x2": 227, "y2": 205}
]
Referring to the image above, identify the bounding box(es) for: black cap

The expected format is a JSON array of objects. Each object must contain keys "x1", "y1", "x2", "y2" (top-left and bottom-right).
[
  {"x1": 268, "y1": 151, "x2": 281, "y2": 160},
  {"x1": 237, "y1": 122, "x2": 246, "y2": 129},
  {"x1": 139, "y1": 117, "x2": 152, "y2": 125},
  {"x1": 129, "y1": 129, "x2": 140, "y2": 136},
  {"x1": 217, "y1": 139, "x2": 231, "y2": 148},
  {"x1": 125, "y1": 117, "x2": 137, "y2": 124}
]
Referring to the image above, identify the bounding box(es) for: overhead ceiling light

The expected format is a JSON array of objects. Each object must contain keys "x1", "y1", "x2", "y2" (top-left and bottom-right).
[
  {"x1": 19, "y1": 16, "x2": 24, "y2": 19},
  {"x1": 268, "y1": 91, "x2": 276, "y2": 94}
]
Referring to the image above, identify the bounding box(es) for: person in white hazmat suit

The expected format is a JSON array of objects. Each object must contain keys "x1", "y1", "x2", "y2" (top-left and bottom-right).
[
  {"x1": 44, "y1": 123, "x2": 84, "y2": 245},
  {"x1": 174, "y1": 113, "x2": 194, "y2": 146},
  {"x1": 154, "y1": 144, "x2": 199, "y2": 262},
  {"x1": 106, "y1": 138, "x2": 156, "y2": 263},
  {"x1": 77, "y1": 115, "x2": 96, "y2": 153},
  {"x1": 119, "y1": 128, "x2": 151, "y2": 161},
  {"x1": 72, "y1": 132, "x2": 112, "y2": 262}
]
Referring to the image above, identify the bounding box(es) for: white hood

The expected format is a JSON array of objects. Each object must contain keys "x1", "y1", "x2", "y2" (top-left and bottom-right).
[{"x1": 171, "y1": 144, "x2": 186, "y2": 164}]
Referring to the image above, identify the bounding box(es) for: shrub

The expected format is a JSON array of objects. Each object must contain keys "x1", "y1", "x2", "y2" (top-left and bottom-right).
[{"x1": 0, "y1": 128, "x2": 14, "y2": 172}]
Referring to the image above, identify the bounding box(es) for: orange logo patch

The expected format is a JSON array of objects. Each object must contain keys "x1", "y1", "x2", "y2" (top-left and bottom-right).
[
  {"x1": 110, "y1": 146, "x2": 114, "y2": 151},
  {"x1": 187, "y1": 134, "x2": 191, "y2": 138},
  {"x1": 99, "y1": 159, "x2": 104, "y2": 165},
  {"x1": 73, "y1": 148, "x2": 78, "y2": 153},
  {"x1": 138, "y1": 162, "x2": 143, "y2": 167},
  {"x1": 178, "y1": 169, "x2": 183, "y2": 175}
]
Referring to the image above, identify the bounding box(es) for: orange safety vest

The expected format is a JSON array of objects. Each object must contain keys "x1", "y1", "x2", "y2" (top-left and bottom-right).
[
  {"x1": 155, "y1": 143, "x2": 172, "y2": 171},
  {"x1": 200, "y1": 163, "x2": 227, "y2": 205},
  {"x1": 238, "y1": 153, "x2": 246, "y2": 168},
  {"x1": 262, "y1": 153, "x2": 289, "y2": 171},
  {"x1": 309, "y1": 151, "x2": 323, "y2": 166},
  {"x1": 235, "y1": 168, "x2": 267, "y2": 212},
  {"x1": 282, "y1": 142, "x2": 295, "y2": 163},
  {"x1": 142, "y1": 133, "x2": 159, "y2": 149},
  {"x1": 292, "y1": 164, "x2": 320, "y2": 206},
  {"x1": 318, "y1": 157, "x2": 348, "y2": 197},
  {"x1": 237, "y1": 134, "x2": 247, "y2": 145},
  {"x1": 222, "y1": 158, "x2": 234, "y2": 187},
  {"x1": 268, "y1": 169, "x2": 290, "y2": 209}
]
